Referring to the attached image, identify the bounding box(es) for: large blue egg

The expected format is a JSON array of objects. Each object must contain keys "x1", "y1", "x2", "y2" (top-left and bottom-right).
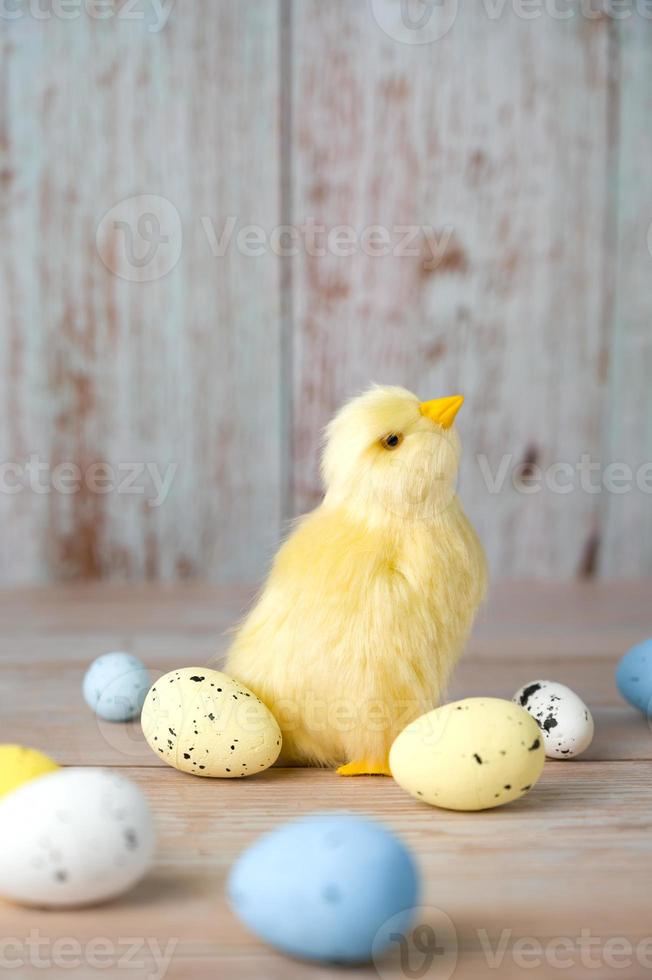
[
  {"x1": 616, "y1": 639, "x2": 652, "y2": 714},
  {"x1": 83, "y1": 652, "x2": 151, "y2": 722},
  {"x1": 227, "y1": 813, "x2": 419, "y2": 964}
]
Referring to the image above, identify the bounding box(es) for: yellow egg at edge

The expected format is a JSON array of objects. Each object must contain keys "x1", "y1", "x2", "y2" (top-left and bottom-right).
[
  {"x1": 141, "y1": 667, "x2": 283, "y2": 778},
  {"x1": 0, "y1": 745, "x2": 60, "y2": 799},
  {"x1": 389, "y1": 698, "x2": 546, "y2": 812}
]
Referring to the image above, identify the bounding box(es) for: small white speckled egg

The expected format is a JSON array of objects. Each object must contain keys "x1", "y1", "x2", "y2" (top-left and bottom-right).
[
  {"x1": 0, "y1": 769, "x2": 154, "y2": 908},
  {"x1": 141, "y1": 667, "x2": 282, "y2": 777},
  {"x1": 390, "y1": 697, "x2": 545, "y2": 811},
  {"x1": 83, "y1": 652, "x2": 151, "y2": 722},
  {"x1": 513, "y1": 680, "x2": 594, "y2": 759}
]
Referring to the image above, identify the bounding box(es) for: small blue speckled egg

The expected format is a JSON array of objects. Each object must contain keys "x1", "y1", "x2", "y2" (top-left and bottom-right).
[
  {"x1": 227, "y1": 813, "x2": 419, "y2": 964},
  {"x1": 83, "y1": 652, "x2": 151, "y2": 722},
  {"x1": 617, "y1": 639, "x2": 652, "y2": 714}
]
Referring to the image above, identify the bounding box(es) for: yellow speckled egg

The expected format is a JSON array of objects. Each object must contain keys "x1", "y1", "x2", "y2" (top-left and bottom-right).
[
  {"x1": 0, "y1": 745, "x2": 59, "y2": 798},
  {"x1": 390, "y1": 697, "x2": 545, "y2": 811},
  {"x1": 141, "y1": 667, "x2": 282, "y2": 777}
]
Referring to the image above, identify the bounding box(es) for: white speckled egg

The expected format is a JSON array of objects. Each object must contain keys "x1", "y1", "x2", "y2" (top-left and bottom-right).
[
  {"x1": 390, "y1": 697, "x2": 545, "y2": 811},
  {"x1": 0, "y1": 769, "x2": 154, "y2": 908},
  {"x1": 513, "y1": 680, "x2": 594, "y2": 759},
  {"x1": 141, "y1": 667, "x2": 282, "y2": 777},
  {"x1": 83, "y1": 652, "x2": 151, "y2": 722}
]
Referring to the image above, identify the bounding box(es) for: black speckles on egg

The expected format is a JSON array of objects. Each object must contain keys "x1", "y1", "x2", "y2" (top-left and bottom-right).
[
  {"x1": 473, "y1": 753, "x2": 483, "y2": 765},
  {"x1": 504, "y1": 784, "x2": 512, "y2": 790},
  {"x1": 184, "y1": 753, "x2": 191, "y2": 760},
  {"x1": 190, "y1": 676, "x2": 205, "y2": 682},
  {"x1": 519, "y1": 682, "x2": 542, "y2": 707},
  {"x1": 528, "y1": 739, "x2": 541, "y2": 752},
  {"x1": 521, "y1": 784, "x2": 532, "y2": 792},
  {"x1": 542, "y1": 715, "x2": 558, "y2": 732},
  {"x1": 124, "y1": 829, "x2": 138, "y2": 850}
]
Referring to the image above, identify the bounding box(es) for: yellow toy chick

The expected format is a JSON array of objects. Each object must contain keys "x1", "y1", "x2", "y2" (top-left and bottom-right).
[{"x1": 226, "y1": 385, "x2": 487, "y2": 776}]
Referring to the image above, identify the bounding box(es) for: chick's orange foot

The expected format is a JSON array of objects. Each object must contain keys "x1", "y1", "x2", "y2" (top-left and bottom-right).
[{"x1": 336, "y1": 759, "x2": 392, "y2": 777}]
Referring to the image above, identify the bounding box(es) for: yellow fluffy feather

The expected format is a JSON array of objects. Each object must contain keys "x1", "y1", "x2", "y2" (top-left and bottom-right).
[{"x1": 225, "y1": 385, "x2": 488, "y2": 775}]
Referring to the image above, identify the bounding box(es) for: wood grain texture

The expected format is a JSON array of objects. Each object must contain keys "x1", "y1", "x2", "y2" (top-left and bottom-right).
[
  {"x1": 1, "y1": 3, "x2": 651, "y2": 584},
  {"x1": 0, "y1": 2, "x2": 283, "y2": 585},
  {"x1": 601, "y1": 17, "x2": 652, "y2": 577},
  {"x1": 290, "y1": 2, "x2": 612, "y2": 581},
  {"x1": 1, "y1": 582, "x2": 652, "y2": 979}
]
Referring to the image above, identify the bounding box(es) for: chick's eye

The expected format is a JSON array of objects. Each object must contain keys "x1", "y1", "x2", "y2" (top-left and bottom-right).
[{"x1": 381, "y1": 432, "x2": 403, "y2": 450}]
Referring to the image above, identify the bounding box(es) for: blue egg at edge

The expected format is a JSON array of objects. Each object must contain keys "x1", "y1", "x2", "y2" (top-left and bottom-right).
[
  {"x1": 616, "y1": 638, "x2": 652, "y2": 715},
  {"x1": 83, "y1": 652, "x2": 151, "y2": 723},
  {"x1": 227, "y1": 812, "x2": 420, "y2": 965}
]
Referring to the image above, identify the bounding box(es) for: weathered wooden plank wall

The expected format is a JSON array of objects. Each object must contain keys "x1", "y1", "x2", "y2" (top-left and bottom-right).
[
  {"x1": 0, "y1": 1, "x2": 649, "y2": 583},
  {"x1": 0, "y1": 2, "x2": 283, "y2": 584},
  {"x1": 601, "y1": 17, "x2": 652, "y2": 577},
  {"x1": 290, "y1": 3, "x2": 612, "y2": 580}
]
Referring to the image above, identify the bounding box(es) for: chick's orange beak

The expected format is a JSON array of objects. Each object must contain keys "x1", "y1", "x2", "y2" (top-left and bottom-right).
[{"x1": 420, "y1": 395, "x2": 464, "y2": 429}]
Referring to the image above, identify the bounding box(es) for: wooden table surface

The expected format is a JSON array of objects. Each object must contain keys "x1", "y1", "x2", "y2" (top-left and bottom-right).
[{"x1": 1, "y1": 582, "x2": 651, "y2": 979}]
